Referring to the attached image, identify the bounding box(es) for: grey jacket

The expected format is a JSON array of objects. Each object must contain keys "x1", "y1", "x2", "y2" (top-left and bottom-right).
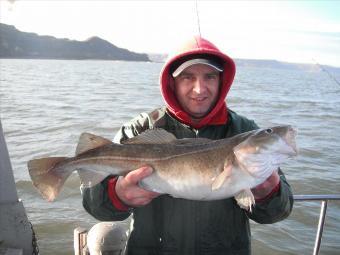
[{"x1": 82, "y1": 107, "x2": 294, "y2": 255}]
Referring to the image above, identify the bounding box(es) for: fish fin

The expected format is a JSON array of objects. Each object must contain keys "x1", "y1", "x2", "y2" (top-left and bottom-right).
[
  {"x1": 77, "y1": 169, "x2": 110, "y2": 188},
  {"x1": 211, "y1": 163, "x2": 233, "y2": 190},
  {"x1": 76, "y1": 133, "x2": 112, "y2": 155},
  {"x1": 122, "y1": 129, "x2": 177, "y2": 144},
  {"x1": 27, "y1": 157, "x2": 69, "y2": 201},
  {"x1": 234, "y1": 189, "x2": 255, "y2": 212}
]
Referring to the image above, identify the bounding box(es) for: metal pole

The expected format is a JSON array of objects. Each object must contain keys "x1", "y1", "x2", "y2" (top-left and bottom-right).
[
  {"x1": 294, "y1": 195, "x2": 340, "y2": 255},
  {"x1": 0, "y1": 119, "x2": 34, "y2": 254},
  {"x1": 312, "y1": 200, "x2": 328, "y2": 255},
  {"x1": 294, "y1": 194, "x2": 340, "y2": 201}
]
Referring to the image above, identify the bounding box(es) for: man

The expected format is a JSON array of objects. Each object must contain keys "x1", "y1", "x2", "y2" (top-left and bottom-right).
[{"x1": 82, "y1": 36, "x2": 293, "y2": 255}]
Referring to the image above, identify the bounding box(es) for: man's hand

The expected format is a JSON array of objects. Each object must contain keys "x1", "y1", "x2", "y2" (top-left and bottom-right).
[
  {"x1": 115, "y1": 166, "x2": 160, "y2": 207},
  {"x1": 251, "y1": 170, "x2": 280, "y2": 200}
]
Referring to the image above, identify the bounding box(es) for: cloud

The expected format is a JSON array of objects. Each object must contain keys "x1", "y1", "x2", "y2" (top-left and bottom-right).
[{"x1": 1, "y1": 1, "x2": 339, "y2": 67}]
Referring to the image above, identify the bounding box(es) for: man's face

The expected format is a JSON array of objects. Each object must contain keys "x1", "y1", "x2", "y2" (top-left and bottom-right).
[{"x1": 174, "y1": 64, "x2": 221, "y2": 119}]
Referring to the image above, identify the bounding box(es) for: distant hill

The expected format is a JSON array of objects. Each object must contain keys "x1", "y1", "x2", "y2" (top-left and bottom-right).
[
  {"x1": 0, "y1": 23, "x2": 149, "y2": 61},
  {"x1": 1, "y1": 23, "x2": 339, "y2": 76},
  {"x1": 148, "y1": 53, "x2": 340, "y2": 75},
  {"x1": 147, "y1": 53, "x2": 168, "y2": 63},
  {"x1": 234, "y1": 59, "x2": 340, "y2": 74}
]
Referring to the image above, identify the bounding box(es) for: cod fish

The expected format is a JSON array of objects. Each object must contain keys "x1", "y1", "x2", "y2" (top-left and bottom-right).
[{"x1": 28, "y1": 126, "x2": 297, "y2": 210}]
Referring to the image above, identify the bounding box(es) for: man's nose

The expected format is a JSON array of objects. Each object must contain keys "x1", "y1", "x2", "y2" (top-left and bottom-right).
[{"x1": 192, "y1": 78, "x2": 206, "y2": 94}]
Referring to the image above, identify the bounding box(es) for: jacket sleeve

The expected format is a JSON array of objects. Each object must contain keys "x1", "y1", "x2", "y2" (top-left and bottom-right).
[
  {"x1": 82, "y1": 113, "x2": 151, "y2": 221},
  {"x1": 246, "y1": 168, "x2": 294, "y2": 224},
  {"x1": 82, "y1": 175, "x2": 131, "y2": 221}
]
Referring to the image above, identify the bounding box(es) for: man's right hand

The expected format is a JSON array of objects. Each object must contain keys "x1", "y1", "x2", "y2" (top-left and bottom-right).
[{"x1": 115, "y1": 166, "x2": 160, "y2": 207}]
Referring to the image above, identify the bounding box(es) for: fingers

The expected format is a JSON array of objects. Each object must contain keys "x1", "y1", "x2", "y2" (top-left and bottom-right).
[
  {"x1": 115, "y1": 166, "x2": 160, "y2": 207},
  {"x1": 124, "y1": 166, "x2": 153, "y2": 185},
  {"x1": 251, "y1": 169, "x2": 280, "y2": 200}
]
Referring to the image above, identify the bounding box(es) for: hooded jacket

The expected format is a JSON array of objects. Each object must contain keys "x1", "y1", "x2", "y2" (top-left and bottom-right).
[
  {"x1": 82, "y1": 36, "x2": 294, "y2": 255},
  {"x1": 160, "y1": 36, "x2": 236, "y2": 129}
]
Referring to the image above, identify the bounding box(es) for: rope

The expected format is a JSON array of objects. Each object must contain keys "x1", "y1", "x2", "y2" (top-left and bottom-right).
[{"x1": 29, "y1": 221, "x2": 40, "y2": 255}]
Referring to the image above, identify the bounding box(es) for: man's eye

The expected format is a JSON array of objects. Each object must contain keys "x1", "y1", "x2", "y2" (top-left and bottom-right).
[
  {"x1": 206, "y1": 74, "x2": 217, "y2": 80},
  {"x1": 181, "y1": 75, "x2": 192, "y2": 80}
]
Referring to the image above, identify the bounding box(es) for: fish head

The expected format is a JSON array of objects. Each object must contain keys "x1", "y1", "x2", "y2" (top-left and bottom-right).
[{"x1": 233, "y1": 125, "x2": 298, "y2": 180}]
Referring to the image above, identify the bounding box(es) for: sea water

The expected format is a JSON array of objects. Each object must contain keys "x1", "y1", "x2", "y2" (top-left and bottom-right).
[{"x1": 1, "y1": 59, "x2": 340, "y2": 254}]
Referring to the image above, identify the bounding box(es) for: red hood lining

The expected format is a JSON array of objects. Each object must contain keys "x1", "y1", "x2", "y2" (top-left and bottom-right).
[{"x1": 160, "y1": 44, "x2": 236, "y2": 129}]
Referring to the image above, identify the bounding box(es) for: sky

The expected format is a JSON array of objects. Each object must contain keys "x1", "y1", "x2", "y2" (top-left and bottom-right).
[{"x1": 0, "y1": 0, "x2": 340, "y2": 67}]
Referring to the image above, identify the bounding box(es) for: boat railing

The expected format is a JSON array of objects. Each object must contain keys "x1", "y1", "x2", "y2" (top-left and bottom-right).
[
  {"x1": 293, "y1": 194, "x2": 340, "y2": 255},
  {"x1": 75, "y1": 194, "x2": 340, "y2": 255}
]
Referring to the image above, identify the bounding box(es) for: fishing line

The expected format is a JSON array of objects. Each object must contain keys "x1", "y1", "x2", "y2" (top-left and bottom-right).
[
  {"x1": 195, "y1": 0, "x2": 202, "y2": 37},
  {"x1": 312, "y1": 58, "x2": 340, "y2": 86}
]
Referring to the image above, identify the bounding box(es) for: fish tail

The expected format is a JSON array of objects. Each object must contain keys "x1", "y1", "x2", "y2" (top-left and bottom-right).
[{"x1": 27, "y1": 157, "x2": 70, "y2": 202}]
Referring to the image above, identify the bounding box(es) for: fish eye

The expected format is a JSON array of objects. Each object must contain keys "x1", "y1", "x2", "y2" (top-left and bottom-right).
[{"x1": 265, "y1": 128, "x2": 273, "y2": 134}]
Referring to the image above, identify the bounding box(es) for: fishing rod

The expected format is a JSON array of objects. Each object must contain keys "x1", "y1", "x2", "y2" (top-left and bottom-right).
[
  {"x1": 195, "y1": 0, "x2": 202, "y2": 37},
  {"x1": 312, "y1": 58, "x2": 340, "y2": 86}
]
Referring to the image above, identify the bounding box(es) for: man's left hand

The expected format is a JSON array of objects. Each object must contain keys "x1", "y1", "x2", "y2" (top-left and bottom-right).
[{"x1": 251, "y1": 170, "x2": 280, "y2": 200}]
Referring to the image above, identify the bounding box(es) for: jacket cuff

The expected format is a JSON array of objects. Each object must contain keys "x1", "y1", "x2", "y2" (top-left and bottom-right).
[
  {"x1": 107, "y1": 177, "x2": 131, "y2": 212},
  {"x1": 255, "y1": 181, "x2": 281, "y2": 203}
]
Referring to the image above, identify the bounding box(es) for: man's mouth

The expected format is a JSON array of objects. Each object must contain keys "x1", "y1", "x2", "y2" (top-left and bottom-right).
[{"x1": 191, "y1": 97, "x2": 207, "y2": 102}]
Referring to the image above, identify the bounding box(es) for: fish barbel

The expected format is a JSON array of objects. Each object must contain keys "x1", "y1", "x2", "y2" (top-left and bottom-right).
[{"x1": 28, "y1": 125, "x2": 297, "y2": 209}]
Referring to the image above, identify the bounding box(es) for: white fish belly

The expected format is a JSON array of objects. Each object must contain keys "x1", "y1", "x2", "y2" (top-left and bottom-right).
[{"x1": 139, "y1": 166, "x2": 258, "y2": 201}]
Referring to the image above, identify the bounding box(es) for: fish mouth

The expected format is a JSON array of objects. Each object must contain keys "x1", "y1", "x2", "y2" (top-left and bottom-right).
[
  {"x1": 233, "y1": 125, "x2": 298, "y2": 164},
  {"x1": 232, "y1": 125, "x2": 298, "y2": 179}
]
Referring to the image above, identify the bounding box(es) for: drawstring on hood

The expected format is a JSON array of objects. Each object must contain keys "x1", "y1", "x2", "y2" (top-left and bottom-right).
[{"x1": 159, "y1": 36, "x2": 236, "y2": 129}]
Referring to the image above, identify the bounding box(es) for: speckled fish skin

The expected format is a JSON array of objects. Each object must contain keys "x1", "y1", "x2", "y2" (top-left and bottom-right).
[{"x1": 27, "y1": 125, "x2": 297, "y2": 202}]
